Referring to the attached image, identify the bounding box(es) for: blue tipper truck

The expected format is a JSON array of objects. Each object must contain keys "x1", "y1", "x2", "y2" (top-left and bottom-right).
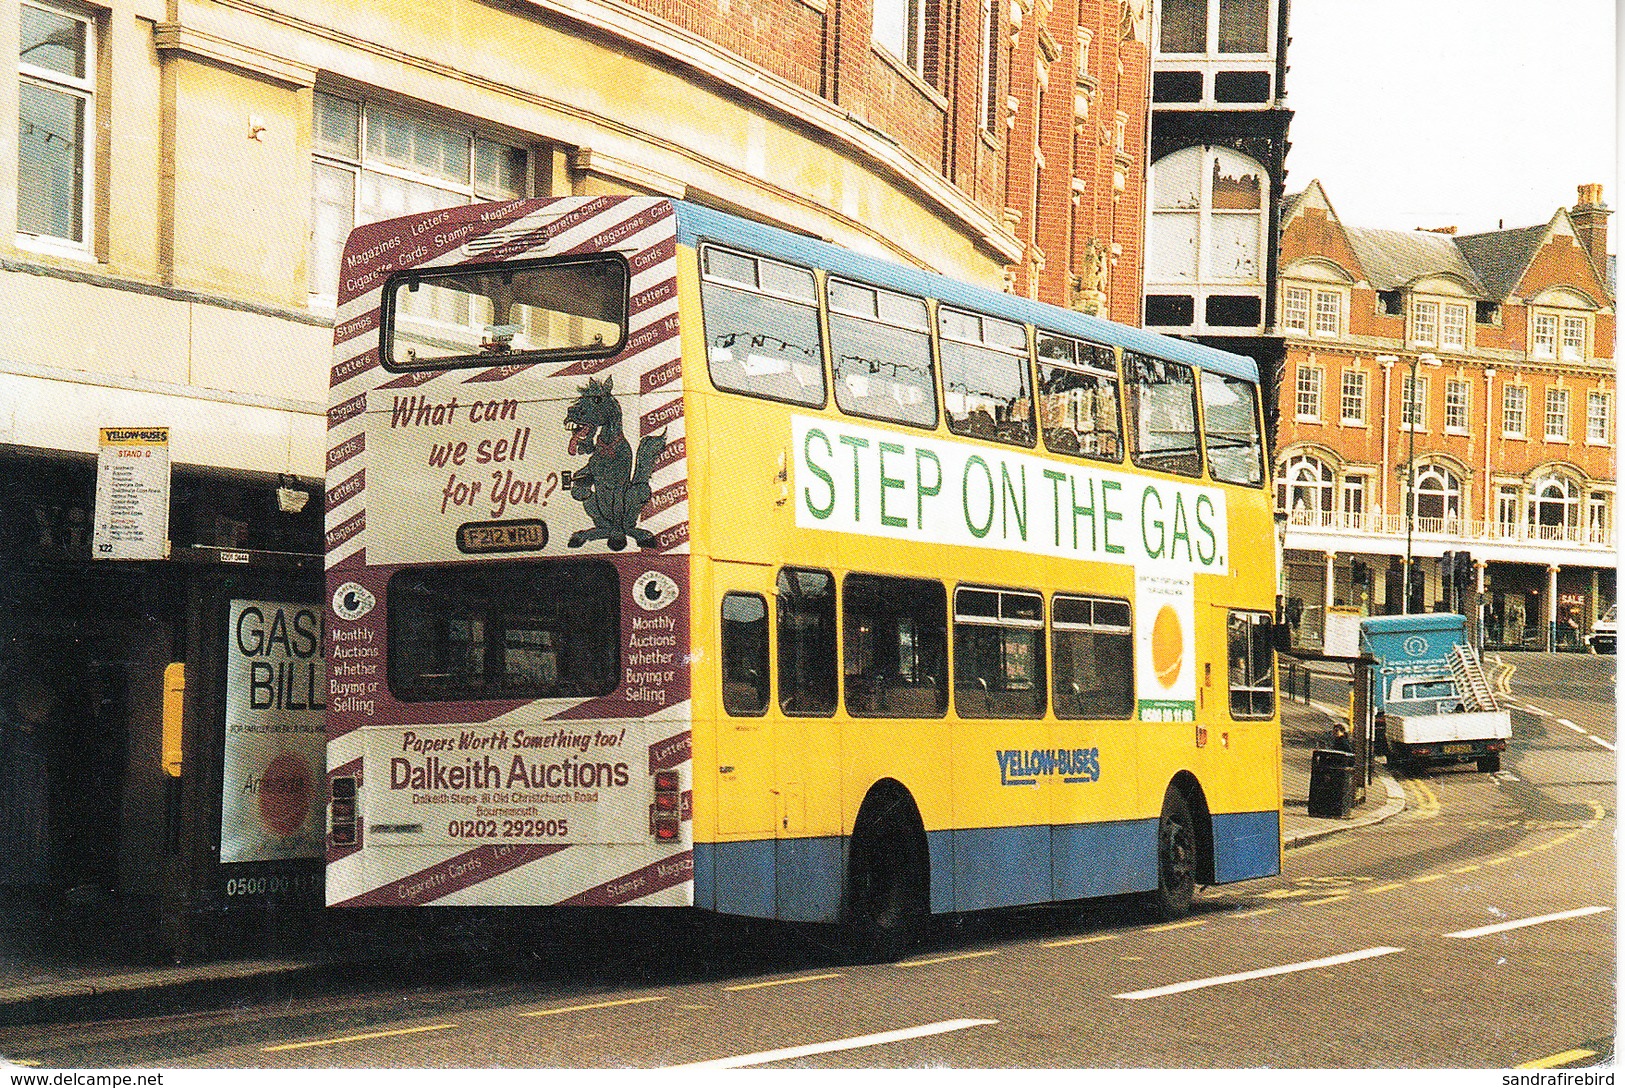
[{"x1": 1361, "y1": 613, "x2": 1511, "y2": 775}]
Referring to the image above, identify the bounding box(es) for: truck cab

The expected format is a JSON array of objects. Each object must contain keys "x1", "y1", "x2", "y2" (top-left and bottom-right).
[{"x1": 1361, "y1": 614, "x2": 1511, "y2": 775}]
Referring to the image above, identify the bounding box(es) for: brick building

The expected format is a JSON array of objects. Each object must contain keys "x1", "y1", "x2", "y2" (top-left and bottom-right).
[{"x1": 1274, "y1": 181, "x2": 1616, "y2": 651}]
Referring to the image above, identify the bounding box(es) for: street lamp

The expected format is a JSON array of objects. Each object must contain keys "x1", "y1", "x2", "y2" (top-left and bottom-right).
[{"x1": 1401, "y1": 352, "x2": 1441, "y2": 614}]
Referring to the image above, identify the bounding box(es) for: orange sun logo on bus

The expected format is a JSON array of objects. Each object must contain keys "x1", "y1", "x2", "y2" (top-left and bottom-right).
[{"x1": 1151, "y1": 604, "x2": 1183, "y2": 689}]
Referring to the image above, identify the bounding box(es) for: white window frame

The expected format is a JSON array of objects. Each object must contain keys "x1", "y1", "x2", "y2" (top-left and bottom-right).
[
  {"x1": 1545, "y1": 386, "x2": 1571, "y2": 442},
  {"x1": 309, "y1": 91, "x2": 529, "y2": 305},
  {"x1": 1411, "y1": 300, "x2": 1438, "y2": 348},
  {"x1": 1496, "y1": 485, "x2": 1522, "y2": 533},
  {"x1": 1587, "y1": 390, "x2": 1612, "y2": 445},
  {"x1": 1312, "y1": 290, "x2": 1341, "y2": 338},
  {"x1": 1502, "y1": 385, "x2": 1528, "y2": 438},
  {"x1": 1561, "y1": 314, "x2": 1587, "y2": 361},
  {"x1": 1339, "y1": 367, "x2": 1366, "y2": 425},
  {"x1": 1532, "y1": 312, "x2": 1558, "y2": 359},
  {"x1": 873, "y1": 0, "x2": 929, "y2": 78},
  {"x1": 1441, "y1": 303, "x2": 1468, "y2": 350},
  {"x1": 16, "y1": 0, "x2": 96, "y2": 255},
  {"x1": 1400, "y1": 372, "x2": 1429, "y2": 431},
  {"x1": 1155, "y1": 0, "x2": 1275, "y2": 58},
  {"x1": 978, "y1": 0, "x2": 998, "y2": 132},
  {"x1": 1444, "y1": 378, "x2": 1470, "y2": 434},
  {"x1": 1295, "y1": 363, "x2": 1323, "y2": 422},
  {"x1": 1282, "y1": 285, "x2": 1310, "y2": 333}
]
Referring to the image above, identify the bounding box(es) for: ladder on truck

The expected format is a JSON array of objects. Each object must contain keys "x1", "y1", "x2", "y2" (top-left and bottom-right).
[{"x1": 1448, "y1": 643, "x2": 1499, "y2": 712}]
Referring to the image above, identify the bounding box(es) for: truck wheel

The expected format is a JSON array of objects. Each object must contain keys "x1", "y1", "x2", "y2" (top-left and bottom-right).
[
  {"x1": 1142, "y1": 788, "x2": 1197, "y2": 921},
  {"x1": 844, "y1": 795, "x2": 926, "y2": 963},
  {"x1": 1476, "y1": 754, "x2": 1501, "y2": 773}
]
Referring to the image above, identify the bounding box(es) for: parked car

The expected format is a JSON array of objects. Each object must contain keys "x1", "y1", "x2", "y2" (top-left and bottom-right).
[{"x1": 1587, "y1": 604, "x2": 1616, "y2": 654}]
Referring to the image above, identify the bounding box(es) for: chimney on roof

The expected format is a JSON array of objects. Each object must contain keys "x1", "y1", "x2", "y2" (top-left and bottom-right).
[
  {"x1": 1570, "y1": 183, "x2": 1611, "y2": 276},
  {"x1": 1419, "y1": 225, "x2": 1457, "y2": 234}
]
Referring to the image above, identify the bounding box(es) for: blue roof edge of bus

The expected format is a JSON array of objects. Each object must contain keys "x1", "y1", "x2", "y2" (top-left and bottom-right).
[
  {"x1": 1359, "y1": 613, "x2": 1467, "y2": 635},
  {"x1": 669, "y1": 199, "x2": 1261, "y2": 384}
]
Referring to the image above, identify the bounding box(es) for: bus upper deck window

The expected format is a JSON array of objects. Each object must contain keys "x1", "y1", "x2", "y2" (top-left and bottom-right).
[
  {"x1": 939, "y1": 308, "x2": 1035, "y2": 447},
  {"x1": 699, "y1": 245, "x2": 825, "y2": 407},
  {"x1": 1036, "y1": 332, "x2": 1123, "y2": 463},
  {"x1": 1200, "y1": 370, "x2": 1264, "y2": 487},
  {"x1": 1125, "y1": 351, "x2": 1202, "y2": 478},
  {"x1": 382, "y1": 255, "x2": 628, "y2": 371},
  {"x1": 827, "y1": 279, "x2": 937, "y2": 430}
]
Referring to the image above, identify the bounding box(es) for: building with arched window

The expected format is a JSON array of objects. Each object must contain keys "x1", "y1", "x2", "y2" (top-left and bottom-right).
[
  {"x1": 1275, "y1": 181, "x2": 1616, "y2": 651},
  {"x1": 1143, "y1": 0, "x2": 1293, "y2": 433}
]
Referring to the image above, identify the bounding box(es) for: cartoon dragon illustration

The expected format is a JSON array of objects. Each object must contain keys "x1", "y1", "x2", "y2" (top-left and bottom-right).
[{"x1": 562, "y1": 375, "x2": 666, "y2": 550}]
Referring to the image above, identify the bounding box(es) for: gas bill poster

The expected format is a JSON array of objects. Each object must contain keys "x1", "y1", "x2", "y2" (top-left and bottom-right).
[{"x1": 220, "y1": 599, "x2": 327, "y2": 863}]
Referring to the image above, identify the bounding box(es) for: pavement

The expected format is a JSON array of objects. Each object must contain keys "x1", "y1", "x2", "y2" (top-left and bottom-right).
[{"x1": 0, "y1": 697, "x2": 1404, "y2": 1029}]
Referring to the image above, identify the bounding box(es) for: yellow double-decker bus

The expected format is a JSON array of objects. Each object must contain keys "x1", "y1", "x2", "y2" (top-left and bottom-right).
[{"x1": 324, "y1": 195, "x2": 1281, "y2": 959}]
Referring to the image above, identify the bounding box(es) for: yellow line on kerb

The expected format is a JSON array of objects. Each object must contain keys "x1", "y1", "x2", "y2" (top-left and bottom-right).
[
  {"x1": 725, "y1": 973, "x2": 843, "y2": 992},
  {"x1": 1517, "y1": 1049, "x2": 1597, "y2": 1069},
  {"x1": 261, "y1": 1023, "x2": 458, "y2": 1053},
  {"x1": 520, "y1": 995, "x2": 666, "y2": 1017}
]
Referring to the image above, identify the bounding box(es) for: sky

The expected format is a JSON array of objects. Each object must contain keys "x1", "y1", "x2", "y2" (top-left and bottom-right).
[{"x1": 1281, "y1": 0, "x2": 1618, "y2": 248}]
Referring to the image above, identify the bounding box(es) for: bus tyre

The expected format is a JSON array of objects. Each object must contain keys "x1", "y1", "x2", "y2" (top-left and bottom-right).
[
  {"x1": 1144, "y1": 788, "x2": 1197, "y2": 921},
  {"x1": 844, "y1": 804, "x2": 926, "y2": 963},
  {"x1": 1477, "y1": 753, "x2": 1501, "y2": 773}
]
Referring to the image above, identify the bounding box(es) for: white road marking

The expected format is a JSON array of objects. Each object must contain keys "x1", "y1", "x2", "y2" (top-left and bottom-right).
[
  {"x1": 672, "y1": 1018, "x2": 999, "y2": 1068},
  {"x1": 1588, "y1": 734, "x2": 1616, "y2": 751},
  {"x1": 1112, "y1": 947, "x2": 1403, "y2": 1000},
  {"x1": 1559, "y1": 719, "x2": 1586, "y2": 732},
  {"x1": 1524, "y1": 705, "x2": 1552, "y2": 716},
  {"x1": 1446, "y1": 906, "x2": 1612, "y2": 940}
]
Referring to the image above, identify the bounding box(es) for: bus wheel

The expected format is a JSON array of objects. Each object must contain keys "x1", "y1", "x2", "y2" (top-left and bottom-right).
[
  {"x1": 844, "y1": 800, "x2": 926, "y2": 963},
  {"x1": 1143, "y1": 787, "x2": 1197, "y2": 921}
]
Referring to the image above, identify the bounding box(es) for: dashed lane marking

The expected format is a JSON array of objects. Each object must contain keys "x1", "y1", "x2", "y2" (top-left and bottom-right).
[
  {"x1": 1411, "y1": 873, "x2": 1447, "y2": 884},
  {"x1": 1446, "y1": 906, "x2": 1612, "y2": 940},
  {"x1": 1517, "y1": 1049, "x2": 1599, "y2": 1069},
  {"x1": 1451, "y1": 865, "x2": 1482, "y2": 874},
  {"x1": 1148, "y1": 918, "x2": 1208, "y2": 932},
  {"x1": 673, "y1": 1018, "x2": 1000, "y2": 1069},
  {"x1": 1304, "y1": 895, "x2": 1350, "y2": 906},
  {"x1": 896, "y1": 950, "x2": 1001, "y2": 968},
  {"x1": 1113, "y1": 947, "x2": 1404, "y2": 1000},
  {"x1": 1228, "y1": 908, "x2": 1278, "y2": 918},
  {"x1": 1588, "y1": 735, "x2": 1616, "y2": 751},
  {"x1": 1560, "y1": 719, "x2": 1586, "y2": 732},
  {"x1": 725, "y1": 973, "x2": 844, "y2": 992},
  {"x1": 1365, "y1": 883, "x2": 1407, "y2": 894},
  {"x1": 520, "y1": 995, "x2": 666, "y2": 1017},
  {"x1": 261, "y1": 1023, "x2": 459, "y2": 1053}
]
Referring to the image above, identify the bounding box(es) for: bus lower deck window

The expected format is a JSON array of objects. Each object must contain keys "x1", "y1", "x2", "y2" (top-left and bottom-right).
[
  {"x1": 1051, "y1": 594, "x2": 1133, "y2": 719},
  {"x1": 777, "y1": 568, "x2": 837, "y2": 716},
  {"x1": 953, "y1": 586, "x2": 1046, "y2": 719},
  {"x1": 842, "y1": 573, "x2": 947, "y2": 718}
]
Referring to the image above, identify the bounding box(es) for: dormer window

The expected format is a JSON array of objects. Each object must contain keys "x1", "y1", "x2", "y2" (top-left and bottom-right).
[
  {"x1": 1532, "y1": 313, "x2": 1558, "y2": 359},
  {"x1": 1441, "y1": 303, "x2": 1468, "y2": 350},
  {"x1": 1476, "y1": 301, "x2": 1501, "y2": 325},
  {"x1": 1412, "y1": 300, "x2": 1438, "y2": 347},
  {"x1": 1377, "y1": 290, "x2": 1403, "y2": 316}
]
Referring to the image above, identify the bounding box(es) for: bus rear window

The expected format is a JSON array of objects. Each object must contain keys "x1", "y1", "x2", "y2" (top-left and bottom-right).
[
  {"x1": 388, "y1": 560, "x2": 620, "y2": 702},
  {"x1": 382, "y1": 256, "x2": 628, "y2": 371}
]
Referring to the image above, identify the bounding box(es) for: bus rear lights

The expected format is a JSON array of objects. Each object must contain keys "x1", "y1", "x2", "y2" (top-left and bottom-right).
[
  {"x1": 330, "y1": 776, "x2": 358, "y2": 846},
  {"x1": 653, "y1": 771, "x2": 682, "y2": 841}
]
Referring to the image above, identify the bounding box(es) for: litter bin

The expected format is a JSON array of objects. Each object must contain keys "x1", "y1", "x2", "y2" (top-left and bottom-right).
[{"x1": 1307, "y1": 748, "x2": 1357, "y2": 819}]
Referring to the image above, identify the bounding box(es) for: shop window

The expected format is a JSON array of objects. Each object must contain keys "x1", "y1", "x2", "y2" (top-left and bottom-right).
[{"x1": 953, "y1": 587, "x2": 1045, "y2": 719}]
